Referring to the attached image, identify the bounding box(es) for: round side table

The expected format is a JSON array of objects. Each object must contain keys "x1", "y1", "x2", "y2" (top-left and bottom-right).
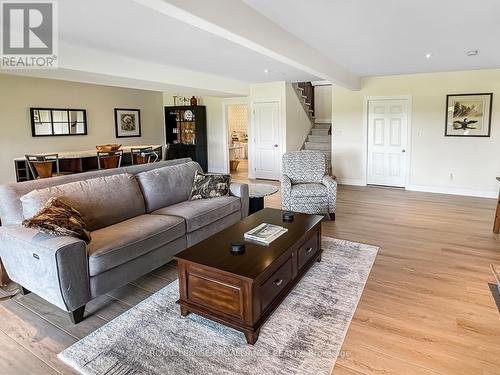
[{"x1": 248, "y1": 184, "x2": 279, "y2": 215}]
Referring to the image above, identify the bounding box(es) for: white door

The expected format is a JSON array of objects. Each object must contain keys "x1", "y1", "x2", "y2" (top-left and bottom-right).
[
  {"x1": 367, "y1": 99, "x2": 408, "y2": 187},
  {"x1": 253, "y1": 101, "x2": 280, "y2": 180}
]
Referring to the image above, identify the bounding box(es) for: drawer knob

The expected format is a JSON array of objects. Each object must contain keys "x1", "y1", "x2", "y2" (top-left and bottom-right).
[
  {"x1": 274, "y1": 279, "x2": 283, "y2": 287},
  {"x1": 306, "y1": 247, "x2": 313, "y2": 253}
]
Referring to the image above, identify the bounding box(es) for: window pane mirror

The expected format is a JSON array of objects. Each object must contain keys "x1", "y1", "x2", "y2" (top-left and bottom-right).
[{"x1": 30, "y1": 108, "x2": 87, "y2": 137}]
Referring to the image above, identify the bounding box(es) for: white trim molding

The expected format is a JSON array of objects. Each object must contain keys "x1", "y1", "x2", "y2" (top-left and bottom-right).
[
  {"x1": 407, "y1": 184, "x2": 497, "y2": 199},
  {"x1": 336, "y1": 178, "x2": 366, "y2": 186}
]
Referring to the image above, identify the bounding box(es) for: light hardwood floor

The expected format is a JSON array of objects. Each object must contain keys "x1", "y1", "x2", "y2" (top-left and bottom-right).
[{"x1": 0, "y1": 183, "x2": 499, "y2": 374}]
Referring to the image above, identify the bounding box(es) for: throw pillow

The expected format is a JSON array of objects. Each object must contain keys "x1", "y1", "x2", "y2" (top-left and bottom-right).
[
  {"x1": 190, "y1": 171, "x2": 230, "y2": 200},
  {"x1": 22, "y1": 197, "x2": 92, "y2": 243}
]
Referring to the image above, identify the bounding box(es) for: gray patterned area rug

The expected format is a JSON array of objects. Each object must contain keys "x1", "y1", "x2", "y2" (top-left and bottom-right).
[{"x1": 58, "y1": 237, "x2": 378, "y2": 375}]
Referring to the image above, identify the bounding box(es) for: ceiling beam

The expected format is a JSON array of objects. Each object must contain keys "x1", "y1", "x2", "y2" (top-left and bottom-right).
[
  {"x1": 9, "y1": 42, "x2": 250, "y2": 96},
  {"x1": 132, "y1": 0, "x2": 361, "y2": 90}
]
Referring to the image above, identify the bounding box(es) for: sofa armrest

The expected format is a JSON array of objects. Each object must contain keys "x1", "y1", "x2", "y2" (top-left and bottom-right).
[
  {"x1": 230, "y1": 183, "x2": 249, "y2": 218},
  {"x1": 0, "y1": 225, "x2": 90, "y2": 311},
  {"x1": 322, "y1": 175, "x2": 337, "y2": 213}
]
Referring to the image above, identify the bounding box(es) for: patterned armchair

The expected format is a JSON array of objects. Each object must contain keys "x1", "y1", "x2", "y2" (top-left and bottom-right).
[{"x1": 281, "y1": 150, "x2": 336, "y2": 220}]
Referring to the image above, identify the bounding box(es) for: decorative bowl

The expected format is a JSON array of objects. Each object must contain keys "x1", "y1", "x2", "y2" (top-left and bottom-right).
[{"x1": 96, "y1": 144, "x2": 122, "y2": 152}]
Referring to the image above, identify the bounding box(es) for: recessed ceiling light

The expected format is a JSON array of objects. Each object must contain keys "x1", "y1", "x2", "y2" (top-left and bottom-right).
[
  {"x1": 466, "y1": 50, "x2": 479, "y2": 56},
  {"x1": 264, "y1": 69, "x2": 269, "y2": 73},
  {"x1": 425, "y1": 53, "x2": 432, "y2": 59}
]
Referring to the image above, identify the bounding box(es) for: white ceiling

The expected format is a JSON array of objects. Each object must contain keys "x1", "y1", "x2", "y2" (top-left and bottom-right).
[
  {"x1": 8, "y1": 0, "x2": 499, "y2": 94},
  {"x1": 244, "y1": 0, "x2": 500, "y2": 77},
  {"x1": 58, "y1": 0, "x2": 319, "y2": 84}
]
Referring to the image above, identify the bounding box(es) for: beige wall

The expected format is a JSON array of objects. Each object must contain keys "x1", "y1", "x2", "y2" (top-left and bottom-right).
[
  {"x1": 314, "y1": 85, "x2": 332, "y2": 123},
  {"x1": 0, "y1": 74, "x2": 164, "y2": 185},
  {"x1": 332, "y1": 69, "x2": 500, "y2": 197}
]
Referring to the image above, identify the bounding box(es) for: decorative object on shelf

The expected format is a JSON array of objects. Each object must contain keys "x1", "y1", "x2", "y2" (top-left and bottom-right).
[
  {"x1": 183, "y1": 109, "x2": 194, "y2": 121},
  {"x1": 30, "y1": 108, "x2": 87, "y2": 137},
  {"x1": 96, "y1": 144, "x2": 122, "y2": 152},
  {"x1": 190, "y1": 96, "x2": 198, "y2": 106},
  {"x1": 115, "y1": 108, "x2": 141, "y2": 138},
  {"x1": 445, "y1": 93, "x2": 493, "y2": 137}
]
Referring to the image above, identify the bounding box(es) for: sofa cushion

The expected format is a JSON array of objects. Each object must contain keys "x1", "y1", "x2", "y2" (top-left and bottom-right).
[
  {"x1": 136, "y1": 161, "x2": 202, "y2": 213},
  {"x1": 87, "y1": 214, "x2": 185, "y2": 276},
  {"x1": 20, "y1": 174, "x2": 145, "y2": 232},
  {"x1": 152, "y1": 196, "x2": 241, "y2": 233},
  {"x1": 291, "y1": 183, "x2": 327, "y2": 198}
]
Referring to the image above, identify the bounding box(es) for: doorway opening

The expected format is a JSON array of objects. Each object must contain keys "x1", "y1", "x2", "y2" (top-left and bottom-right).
[{"x1": 226, "y1": 104, "x2": 249, "y2": 179}]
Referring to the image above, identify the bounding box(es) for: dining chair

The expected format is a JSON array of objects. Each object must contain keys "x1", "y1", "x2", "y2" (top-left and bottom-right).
[
  {"x1": 130, "y1": 147, "x2": 160, "y2": 165},
  {"x1": 97, "y1": 150, "x2": 123, "y2": 170},
  {"x1": 25, "y1": 154, "x2": 60, "y2": 179}
]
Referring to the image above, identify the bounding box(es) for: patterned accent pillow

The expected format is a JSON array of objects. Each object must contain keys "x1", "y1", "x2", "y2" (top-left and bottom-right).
[
  {"x1": 22, "y1": 197, "x2": 91, "y2": 243},
  {"x1": 190, "y1": 171, "x2": 230, "y2": 200}
]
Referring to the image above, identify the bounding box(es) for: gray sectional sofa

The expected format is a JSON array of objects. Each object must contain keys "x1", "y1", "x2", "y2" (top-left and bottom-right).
[{"x1": 0, "y1": 159, "x2": 248, "y2": 323}]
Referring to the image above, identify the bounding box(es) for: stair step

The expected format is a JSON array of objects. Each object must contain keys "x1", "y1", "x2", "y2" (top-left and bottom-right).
[
  {"x1": 314, "y1": 123, "x2": 331, "y2": 129},
  {"x1": 304, "y1": 142, "x2": 331, "y2": 151},
  {"x1": 308, "y1": 135, "x2": 330, "y2": 143},
  {"x1": 311, "y1": 128, "x2": 329, "y2": 136}
]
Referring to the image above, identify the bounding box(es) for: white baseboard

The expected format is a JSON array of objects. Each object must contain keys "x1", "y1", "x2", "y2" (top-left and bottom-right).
[
  {"x1": 407, "y1": 184, "x2": 497, "y2": 199},
  {"x1": 336, "y1": 178, "x2": 366, "y2": 186},
  {"x1": 334, "y1": 178, "x2": 497, "y2": 198}
]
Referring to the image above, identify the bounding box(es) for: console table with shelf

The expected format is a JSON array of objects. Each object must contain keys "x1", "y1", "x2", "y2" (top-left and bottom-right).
[{"x1": 13, "y1": 145, "x2": 163, "y2": 182}]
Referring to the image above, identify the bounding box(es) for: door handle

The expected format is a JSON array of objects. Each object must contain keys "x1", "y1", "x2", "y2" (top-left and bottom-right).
[
  {"x1": 401, "y1": 149, "x2": 406, "y2": 153},
  {"x1": 274, "y1": 144, "x2": 278, "y2": 148},
  {"x1": 274, "y1": 279, "x2": 283, "y2": 287}
]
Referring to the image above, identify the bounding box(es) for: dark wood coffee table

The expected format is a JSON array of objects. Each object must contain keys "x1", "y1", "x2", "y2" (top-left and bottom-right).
[{"x1": 175, "y1": 208, "x2": 323, "y2": 344}]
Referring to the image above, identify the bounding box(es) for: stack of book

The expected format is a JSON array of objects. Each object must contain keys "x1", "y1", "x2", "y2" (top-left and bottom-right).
[{"x1": 244, "y1": 223, "x2": 288, "y2": 245}]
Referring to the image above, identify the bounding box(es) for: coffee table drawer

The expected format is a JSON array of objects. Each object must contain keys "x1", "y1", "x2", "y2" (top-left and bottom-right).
[
  {"x1": 187, "y1": 273, "x2": 244, "y2": 320},
  {"x1": 260, "y1": 258, "x2": 292, "y2": 312},
  {"x1": 298, "y1": 233, "x2": 319, "y2": 270}
]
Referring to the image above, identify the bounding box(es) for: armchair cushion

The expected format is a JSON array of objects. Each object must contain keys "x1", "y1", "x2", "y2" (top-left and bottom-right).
[
  {"x1": 282, "y1": 150, "x2": 326, "y2": 184},
  {"x1": 291, "y1": 183, "x2": 328, "y2": 198}
]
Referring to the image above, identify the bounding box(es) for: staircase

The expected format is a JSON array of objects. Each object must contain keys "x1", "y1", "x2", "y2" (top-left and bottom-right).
[{"x1": 292, "y1": 83, "x2": 332, "y2": 173}]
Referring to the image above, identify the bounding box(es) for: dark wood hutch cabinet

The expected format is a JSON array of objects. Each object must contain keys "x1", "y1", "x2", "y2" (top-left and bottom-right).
[{"x1": 164, "y1": 105, "x2": 207, "y2": 171}]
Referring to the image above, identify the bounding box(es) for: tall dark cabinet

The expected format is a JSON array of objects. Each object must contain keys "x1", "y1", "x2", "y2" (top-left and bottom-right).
[{"x1": 164, "y1": 105, "x2": 208, "y2": 171}]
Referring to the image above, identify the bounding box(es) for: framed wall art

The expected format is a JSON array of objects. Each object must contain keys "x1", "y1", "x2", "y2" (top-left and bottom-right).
[
  {"x1": 115, "y1": 108, "x2": 141, "y2": 138},
  {"x1": 445, "y1": 93, "x2": 493, "y2": 137}
]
